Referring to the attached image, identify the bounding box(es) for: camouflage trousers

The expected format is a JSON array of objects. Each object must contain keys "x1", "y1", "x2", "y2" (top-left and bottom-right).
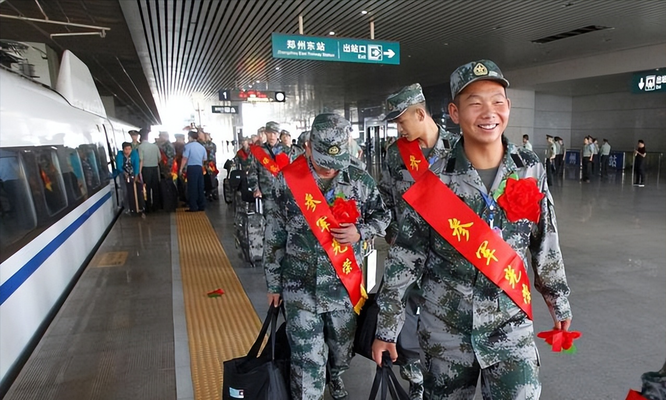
[
  {"x1": 419, "y1": 310, "x2": 540, "y2": 400},
  {"x1": 398, "y1": 294, "x2": 424, "y2": 392},
  {"x1": 284, "y1": 306, "x2": 356, "y2": 400}
]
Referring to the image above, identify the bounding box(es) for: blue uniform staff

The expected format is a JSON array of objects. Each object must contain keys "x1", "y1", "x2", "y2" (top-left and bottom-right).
[{"x1": 181, "y1": 130, "x2": 207, "y2": 212}]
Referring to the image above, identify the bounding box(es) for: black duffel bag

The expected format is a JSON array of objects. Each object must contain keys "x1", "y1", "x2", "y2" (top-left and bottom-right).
[
  {"x1": 368, "y1": 352, "x2": 410, "y2": 400},
  {"x1": 222, "y1": 305, "x2": 290, "y2": 400},
  {"x1": 354, "y1": 292, "x2": 380, "y2": 361}
]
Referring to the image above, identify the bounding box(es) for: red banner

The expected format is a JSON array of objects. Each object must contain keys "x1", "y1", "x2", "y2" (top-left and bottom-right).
[
  {"x1": 403, "y1": 171, "x2": 533, "y2": 320},
  {"x1": 236, "y1": 149, "x2": 249, "y2": 161},
  {"x1": 282, "y1": 156, "x2": 367, "y2": 313},
  {"x1": 250, "y1": 145, "x2": 289, "y2": 176},
  {"x1": 396, "y1": 137, "x2": 429, "y2": 181}
]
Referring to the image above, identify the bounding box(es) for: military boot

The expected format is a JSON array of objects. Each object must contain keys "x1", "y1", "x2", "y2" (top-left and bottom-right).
[
  {"x1": 328, "y1": 376, "x2": 348, "y2": 399},
  {"x1": 409, "y1": 382, "x2": 424, "y2": 400}
]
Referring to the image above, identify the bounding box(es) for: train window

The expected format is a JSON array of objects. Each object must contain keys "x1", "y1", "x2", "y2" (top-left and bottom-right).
[
  {"x1": 35, "y1": 149, "x2": 67, "y2": 216},
  {"x1": 96, "y1": 144, "x2": 110, "y2": 185},
  {"x1": 78, "y1": 145, "x2": 101, "y2": 191},
  {"x1": 56, "y1": 147, "x2": 86, "y2": 201},
  {"x1": 0, "y1": 149, "x2": 38, "y2": 248}
]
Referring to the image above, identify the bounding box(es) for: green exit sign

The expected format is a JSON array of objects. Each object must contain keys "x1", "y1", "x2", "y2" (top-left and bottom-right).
[
  {"x1": 631, "y1": 69, "x2": 665, "y2": 94},
  {"x1": 272, "y1": 33, "x2": 400, "y2": 65}
]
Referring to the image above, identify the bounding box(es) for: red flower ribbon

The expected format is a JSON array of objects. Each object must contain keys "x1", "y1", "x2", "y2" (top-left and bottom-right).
[
  {"x1": 330, "y1": 197, "x2": 360, "y2": 224},
  {"x1": 625, "y1": 390, "x2": 648, "y2": 400},
  {"x1": 207, "y1": 288, "x2": 225, "y2": 297},
  {"x1": 497, "y1": 177, "x2": 544, "y2": 223},
  {"x1": 537, "y1": 329, "x2": 581, "y2": 352}
]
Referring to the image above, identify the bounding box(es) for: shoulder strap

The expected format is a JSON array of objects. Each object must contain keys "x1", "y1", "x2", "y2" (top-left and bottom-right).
[
  {"x1": 511, "y1": 153, "x2": 524, "y2": 168},
  {"x1": 445, "y1": 157, "x2": 456, "y2": 173}
]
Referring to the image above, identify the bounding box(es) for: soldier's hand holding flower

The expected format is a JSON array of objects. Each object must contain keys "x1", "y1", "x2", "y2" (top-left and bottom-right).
[{"x1": 331, "y1": 223, "x2": 360, "y2": 245}]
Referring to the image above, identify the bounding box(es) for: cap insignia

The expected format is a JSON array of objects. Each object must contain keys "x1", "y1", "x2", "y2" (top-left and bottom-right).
[
  {"x1": 328, "y1": 145, "x2": 340, "y2": 155},
  {"x1": 473, "y1": 63, "x2": 488, "y2": 76}
]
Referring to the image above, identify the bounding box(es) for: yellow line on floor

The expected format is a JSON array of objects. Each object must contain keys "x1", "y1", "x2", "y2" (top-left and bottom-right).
[{"x1": 176, "y1": 209, "x2": 262, "y2": 400}]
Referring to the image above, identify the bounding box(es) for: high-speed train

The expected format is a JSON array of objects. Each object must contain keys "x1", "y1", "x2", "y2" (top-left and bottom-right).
[{"x1": 0, "y1": 49, "x2": 136, "y2": 391}]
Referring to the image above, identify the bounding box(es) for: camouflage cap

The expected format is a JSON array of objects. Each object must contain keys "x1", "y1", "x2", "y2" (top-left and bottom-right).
[
  {"x1": 384, "y1": 83, "x2": 426, "y2": 121},
  {"x1": 309, "y1": 113, "x2": 351, "y2": 170},
  {"x1": 450, "y1": 59, "x2": 509, "y2": 99},
  {"x1": 265, "y1": 121, "x2": 280, "y2": 133},
  {"x1": 297, "y1": 131, "x2": 310, "y2": 148}
]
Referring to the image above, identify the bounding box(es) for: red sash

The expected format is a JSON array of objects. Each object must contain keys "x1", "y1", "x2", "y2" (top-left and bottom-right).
[
  {"x1": 282, "y1": 156, "x2": 367, "y2": 314},
  {"x1": 250, "y1": 145, "x2": 290, "y2": 176},
  {"x1": 396, "y1": 138, "x2": 429, "y2": 180},
  {"x1": 236, "y1": 149, "x2": 249, "y2": 161},
  {"x1": 402, "y1": 171, "x2": 533, "y2": 320}
]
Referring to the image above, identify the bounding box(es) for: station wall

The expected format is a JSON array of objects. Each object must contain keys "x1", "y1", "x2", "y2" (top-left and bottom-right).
[{"x1": 571, "y1": 91, "x2": 666, "y2": 152}]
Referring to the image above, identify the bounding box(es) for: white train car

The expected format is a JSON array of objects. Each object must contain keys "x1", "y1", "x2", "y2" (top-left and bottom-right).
[{"x1": 0, "y1": 50, "x2": 136, "y2": 390}]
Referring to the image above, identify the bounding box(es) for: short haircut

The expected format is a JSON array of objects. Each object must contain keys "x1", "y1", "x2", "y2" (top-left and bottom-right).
[
  {"x1": 523, "y1": 134, "x2": 529, "y2": 140},
  {"x1": 188, "y1": 130, "x2": 198, "y2": 140},
  {"x1": 638, "y1": 139, "x2": 645, "y2": 144},
  {"x1": 122, "y1": 142, "x2": 132, "y2": 149}
]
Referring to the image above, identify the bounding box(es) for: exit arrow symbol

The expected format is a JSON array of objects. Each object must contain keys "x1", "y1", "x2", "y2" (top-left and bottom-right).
[{"x1": 383, "y1": 49, "x2": 395, "y2": 58}]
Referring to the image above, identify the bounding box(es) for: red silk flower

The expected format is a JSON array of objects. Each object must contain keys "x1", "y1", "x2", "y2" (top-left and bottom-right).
[
  {"x1": 537, "y1": 329, "x2": 582, "y2": 352},
  {"x1": 331, "y1": 197, "x2": 360, "y2": 224},
  {"x1": 275, "y1": 153, "x2": 290, "y2": 169},
  {"x1": 497, "y1": 177, "x2": 544, "y2": 223}
]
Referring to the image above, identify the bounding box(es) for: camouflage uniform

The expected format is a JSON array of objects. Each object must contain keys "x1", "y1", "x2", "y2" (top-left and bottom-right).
[
  {"x1": 379, "y1": 83, "x2": 460, "y2": 400},
  {"x1": 376, "y1": 61, "x2": 572, "y2": 400},
  {"x1": 158, "y1": 139, "x2": 176, "y2": 178},
  {"x1": 264, "y1": 114, "x2": 390, "y2": 400},
  {"x1": 202, "y1": 139, "x2": 217, "y2": 164},
  {"x1": 232, "y1": 148, "x2": 252, "y2": 171},
  {"x1": 247, "y1": 122, "x2": 304, "y2": 215}
]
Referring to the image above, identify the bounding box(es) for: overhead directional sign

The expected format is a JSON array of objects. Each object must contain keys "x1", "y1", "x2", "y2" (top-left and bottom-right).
[
  {"x1": 631, "y1": 69, "x2": 665, "y2": 94},
  {"x1": 271, "y1": 33, "x2": 400, "y2": 65},
  {"x1": 212, "y1": 105, "x2": 239, "y2": 114}
]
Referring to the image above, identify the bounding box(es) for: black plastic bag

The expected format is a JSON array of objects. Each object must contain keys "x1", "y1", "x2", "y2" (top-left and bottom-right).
[
  {"x1": 222, "y1": 305, "x2": 290, "y2": 400},
  {"x1": 368, "y1": 352, "x2": 410, "y2": 400}
]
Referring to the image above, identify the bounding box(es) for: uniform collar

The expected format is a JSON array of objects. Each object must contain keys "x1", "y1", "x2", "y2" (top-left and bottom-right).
[{"x1": 448, "y1": 136, "x2": 523, "y2": 193}]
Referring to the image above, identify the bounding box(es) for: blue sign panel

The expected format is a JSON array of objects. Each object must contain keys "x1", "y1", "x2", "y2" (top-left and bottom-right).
[
  {"x1": 607, "y1": 151, "x2": 625, "y2": 171},
  {"x1": 565, "y1": 150, "x2": 580, "y2": 166},
  {"x1": 272, "y1": 33, "x2": 400, "y2": 65}
]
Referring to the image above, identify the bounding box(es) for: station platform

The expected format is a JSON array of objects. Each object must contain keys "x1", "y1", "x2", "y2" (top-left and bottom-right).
[{"x1": 4, "y1": 170, "x2": 665, "y2": 400}]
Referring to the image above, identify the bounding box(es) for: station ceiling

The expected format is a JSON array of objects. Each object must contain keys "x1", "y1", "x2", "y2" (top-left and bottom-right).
[{"x1": 1, "y1": 0, "x2": 665, "y2": 126}]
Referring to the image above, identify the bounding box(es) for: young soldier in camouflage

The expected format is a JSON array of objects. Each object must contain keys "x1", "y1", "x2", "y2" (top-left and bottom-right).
[
  {"x1": 264, "y1": 113, "x2": 390, "y2": 400},
  {"x1": 379, "y1": 83, "x2": 459, "y2": 400},
  {"x1": 372, "y1": 60, "x2": 573, "y2": 399},
  {"x1": 232, "y1": 138, "x2": 253, "y2": 171},
  {"x1": 157, "y1": 132, "x2": 176, "y2": 179},
  {"x1": 247, "y1": 121, "x2": 303, "y2": 215}
]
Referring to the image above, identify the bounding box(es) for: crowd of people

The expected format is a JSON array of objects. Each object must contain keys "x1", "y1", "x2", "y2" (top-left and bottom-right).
[
  {"x1": 118, "y1": 59, "x2": 654, "y2": 400},
  {"x1": 221, "y1": 59, "x2": 576, "y2": 400},
  {"x1": 521, "y1": 133, "x2": 649, "y2": 187},
  {"x1": 115, "y1": 127, "x2": 219, "y2": 214}
]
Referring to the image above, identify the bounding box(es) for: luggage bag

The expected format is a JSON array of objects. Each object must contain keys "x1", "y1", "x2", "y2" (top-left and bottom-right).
[
  {"x1": 222, "y1": 305, "x2": 290, "y2": 400},
  {"x1": 160, "y1": 179, "x2": 178, "y2": 212},
  {"x1": 234, "y1": 198, "x2": 264, "y2": 267},
  {"x1": 126, "y1": 176, "x2": 145, "y2": 215}
]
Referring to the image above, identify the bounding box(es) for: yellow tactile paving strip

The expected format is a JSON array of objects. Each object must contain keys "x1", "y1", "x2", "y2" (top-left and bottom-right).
[{"x1": 176, "y1": 209, "x2": 262, "y2": 400}]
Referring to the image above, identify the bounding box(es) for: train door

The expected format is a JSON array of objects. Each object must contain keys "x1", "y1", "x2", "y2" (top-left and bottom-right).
[
  {"x1": 363, "y1": 117, "x2": 387, "y2": 177},
  {"x1": 101, "y1": 123, "x2": 121, "y2": 209}
]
